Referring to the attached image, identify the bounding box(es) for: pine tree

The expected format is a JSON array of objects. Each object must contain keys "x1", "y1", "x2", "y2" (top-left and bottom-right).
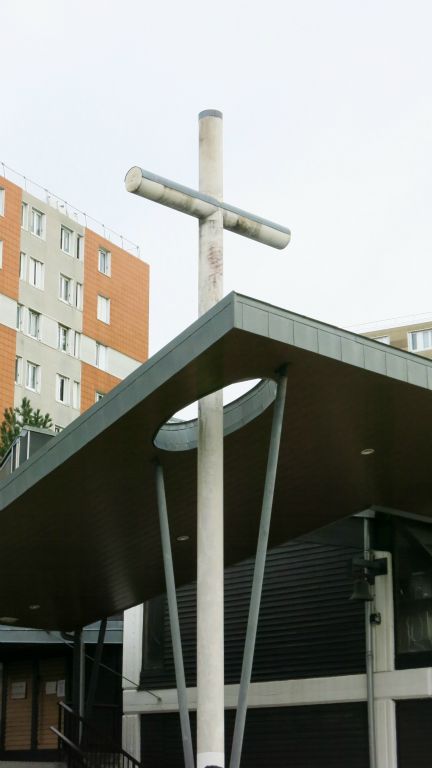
[{"x1": 0, "y1": 397, "x2": 53, "y2": 459}]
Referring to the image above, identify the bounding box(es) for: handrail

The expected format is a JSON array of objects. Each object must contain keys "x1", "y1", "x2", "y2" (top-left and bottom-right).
[
  {"x1": 50, "y1": 726, "x2": 87, "y2": 758},
  {"x1": 57, "y1": 701, "x2": 143, "y2": 768}
]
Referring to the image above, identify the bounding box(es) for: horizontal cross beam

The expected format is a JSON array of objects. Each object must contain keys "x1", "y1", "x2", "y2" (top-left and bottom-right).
[{"x1": 125, "y1": 166, "x2": 291, "y2": 250}]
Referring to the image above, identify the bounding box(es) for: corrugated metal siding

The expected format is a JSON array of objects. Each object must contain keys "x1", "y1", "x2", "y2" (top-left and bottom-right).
[
  {"x1": 141, "y1": 520, "x2": 365, "y2": 689},
  {"x1": 141, "y1": 703, "x2": 369, "y2": 768},
  {"x1": 397, "y1": 699, "x2": 432, "y2": 767}
]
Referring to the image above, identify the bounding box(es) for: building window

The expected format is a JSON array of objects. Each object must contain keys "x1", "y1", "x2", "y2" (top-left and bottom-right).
[
  {"x1": 59, "y1": 274, "x2": 71, "y2": 303},
  {"x1": 58, "y1": 324, "x2": 69, "y2": 352},
  {"x1": 16, "y1": 304, "x2": 23, "y2": 331},
  {"x1": 74, "y1": 282, "x2": 83, "y2": 310},
  {"x1": 95, "y1": 391, "x2": 104, "y2": 402},
  {"x1": 21, "y1": 202, "x2": 28, "y2": 229},
  {"x1": 96, "y1": 342, "x2": 107, "y2": 371},
  {"x1": 28, "y1": 257, "x2": 44, "y2": 289},
  {"x1": 28, "y1": 309, "x2": 40, "y2": 339},
  {"x1": 15, "y1": 356, "x2": 22, "y2": 385},
  {"x1": 19, "y1": 252, "x2": 27, "y2": 280},
  {"x1": 394, "y1": 525, "x2": 432, "y2": 666},
  {"x1": 97, "y1": 295, "x2": 110, "y2": 324},
  {"x1": 26, "y1": 361, "x2": 40, "y2": 392},
  {"x1": 0, "y1": 240, "x2": 3, "y2": 269},
  {"x1": 60, "y1": 226, "x2": 73, "y2": 254},
  {"x1": 73, "y1": 331, "x2": 81, "y2": 358},
  {"x1": 141, "y1": 596, "x2": 166, "y2": 672},
  {"x1": 56, "y1": 374, "x2": 69, "y2": 404},
  {"x1": 72, "y1": 380, "x2": 80, "y2": 410},
  {"x1": 76, "y1": 235, "x2": 84, "y2": 260},
  {"x1": 0, "y1": 188, "x2": 5, "y2": 216},
  {"x1": 98, "y1": 248, "x2": 111, "y2": 276},
  {"x1": 31, "y1": 208, "x2": 45, "y2": 238},
  {"x1": 373, "y1": 335, "x2": 390, "y2": 345},
  {"x1": 54, "y1": 425, "x2": 63, "y2": 433},
  {"x1": 409, "y1": 330, "x2": 432, "y2": 352}
]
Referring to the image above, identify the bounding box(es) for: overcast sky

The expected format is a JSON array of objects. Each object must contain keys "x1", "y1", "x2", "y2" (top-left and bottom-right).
[{"x1": 2, "y1": 0, "x2": 432, "y2": 355}]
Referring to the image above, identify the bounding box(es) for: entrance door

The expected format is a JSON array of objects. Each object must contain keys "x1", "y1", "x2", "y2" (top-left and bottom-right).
[
  {"x1": 37, "y1": 657, "x2": 66, "y2": 749},
  {"x1": 4, "y1": 661, "x2": 33, "y2": 751}
]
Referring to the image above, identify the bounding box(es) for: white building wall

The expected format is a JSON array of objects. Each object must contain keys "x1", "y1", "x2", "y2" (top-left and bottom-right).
[{"x1": 15, "y1": 333, "x2": 81, "y2": 428}]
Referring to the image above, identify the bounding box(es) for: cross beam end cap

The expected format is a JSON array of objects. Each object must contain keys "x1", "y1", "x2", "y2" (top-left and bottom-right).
[{"x1": 125, "y1": 166, "x2": 143, "y2": 193}]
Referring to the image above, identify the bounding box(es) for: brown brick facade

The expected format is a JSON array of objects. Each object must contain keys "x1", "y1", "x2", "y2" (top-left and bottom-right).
[
  {"x1": 0, "y1": 326, "x2": 17, "y2": 420},
  {"x1": 0, "y1": 175, "x2": 21, "y2": 301},
  {"x1": 82, "y1": 229, "x2": 149, "y2": 363},
  {"x1": 80, "y1": 362, "x2": 121, "y2": 412}
]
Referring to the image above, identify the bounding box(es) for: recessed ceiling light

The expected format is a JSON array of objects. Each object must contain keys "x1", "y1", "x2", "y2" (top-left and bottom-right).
[
  {"x1": 0, "y1": 617, "x2": 18, "y2": 623},
  {"x1": 176, "y1": 535, "x2": 190, "y2": 542},
  {"x1": 29, "y1": 604, "x2": 40, "y2": 610},
  {"x1": 361, "y1": 448, "x2": 375, "y2": 456}
]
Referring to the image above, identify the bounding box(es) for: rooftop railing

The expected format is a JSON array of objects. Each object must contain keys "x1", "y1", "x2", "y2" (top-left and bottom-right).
[{"x1": 0, "y1": 161, "x2": 141, "y2": 260}]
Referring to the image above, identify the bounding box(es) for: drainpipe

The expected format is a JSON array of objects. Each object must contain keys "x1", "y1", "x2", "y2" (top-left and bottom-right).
[{"x1": 364, "y1": 517, "x2": 377, "y2": 768}]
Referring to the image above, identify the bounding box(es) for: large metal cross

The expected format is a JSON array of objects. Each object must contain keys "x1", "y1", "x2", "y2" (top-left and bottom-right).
[{"x1": 125, "y1": 110, "x2": 290, "y2": 768}]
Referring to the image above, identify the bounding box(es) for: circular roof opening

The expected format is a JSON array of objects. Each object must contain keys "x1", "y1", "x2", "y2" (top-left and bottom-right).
[{"x1": 154, "y1": 379, "x2": 277, "y2": 452}]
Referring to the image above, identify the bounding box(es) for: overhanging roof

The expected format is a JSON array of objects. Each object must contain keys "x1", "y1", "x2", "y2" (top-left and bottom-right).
[{"x1": 2, "y1": 292, "x2": 432, "y2": 630}]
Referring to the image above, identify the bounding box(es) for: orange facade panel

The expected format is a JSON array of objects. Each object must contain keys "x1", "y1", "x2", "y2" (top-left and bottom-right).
[
  {"x1": 83, "y1": 229, "x2": 149, "y2": 363},
  {"x1": 0, "y1": 175, "x2": 21, "y2": 300},
  {"x1": 0, "y1": 325, "x2": 17, "y2": 419},
  {"x1": 80, "y1": 362, "x2": 121, "y2": 413}
]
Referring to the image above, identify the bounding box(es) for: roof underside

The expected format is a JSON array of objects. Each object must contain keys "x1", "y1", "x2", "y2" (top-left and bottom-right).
[{"x1": 2, "y1": 292, "x2": 432, "y2": 630}]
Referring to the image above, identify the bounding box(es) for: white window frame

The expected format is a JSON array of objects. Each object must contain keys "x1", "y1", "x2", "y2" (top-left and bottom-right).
[
  {"x1": 74, "y1": 282, "x2": 83, "y2": 310},
  {"x1": 72, "y1": 380, "x2": 80, "y2": 410},
  {"x1": 54, "y1": 425, "x2": 63, "y2": 433},
  {"x1": 16, "y1": 303, "x2": 23, "y2": 331},
  {"x1": 58, "y1": 324, "x2": 69, "y2": 353},
  {"x1": 21, "y1": 202, "x2": 28, "y2": 229},
  {"x1": 15, "y1": 356, "x2": 22, "y2": 385},
  {"x1": 97, "y1": 295, "x2": 110, "y2": 324},
  {"x1": 26, "y1": 361, "x2": 40, "y2": 392},
  {"x1": 73, "y1": 331, "x2": 81, "y2": 358},
  {"x1": 409, "y1": 329, "x2": 432, "y2": 352},
  {"x1": 31, "y1": 207, "x2": 45, "y2": 238},
  {"x1": 61, "y1": 226, "x2": 73, "y2": 254},
  {"x1": 28, "y1": 257, "x2": 44, "y2": 289},
  {"x1": 98, "y1": 248, "x2": 111, "y2": 276},
  {"x1": 56, "y1": 374, "x2": 69, "y2": 404},
  {"x1": 76, "y1": 235, "x2": 84, "y2": 261},
  {"x1": 0, "y1": 240, "x2": 3, "y2": 269},
  {"x1": 95, "y1": 391, "x2": 104, "y2": 402},
  {"x1": 96, "y1": 342, "x2": 107, "y2": 371},
  {"x1": 19, "y1": 252, "x2": 27, "y2": 280},
  {"x1": 59, "y1": 274, "x2": 71, "y2": 303},
  {"x1": 28, "y1": 309, "x2": 40, "y2": 340},
  {"x1": 0, "y1": 188, "x2": 5, "y2": 216},
  {"x1": 373, "y1": 335, "x2": 390, "y2": 345}
]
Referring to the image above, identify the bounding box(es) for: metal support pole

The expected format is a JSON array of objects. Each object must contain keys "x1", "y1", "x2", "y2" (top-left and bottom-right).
[
  {"x1": 197, "y1": 109, "x2": 225, "y2": 768},
  {"x1": 84, "y1": 618, "x2": 107, "y2": 722},
  {"x1": 365, "y1": 517, "x2": 377, "y2": 768},
  {"x1": 155, "y1": 461, "x2": 194, "y2": 768},
  {"x1": 229, "y1": 370, "x2": 288, "y2": 768},
  {"x1": 72, "y1": 629, "x2": 83, "y2": 743}
]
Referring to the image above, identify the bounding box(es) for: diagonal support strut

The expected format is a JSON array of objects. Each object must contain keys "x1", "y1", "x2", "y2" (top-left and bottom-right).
[
  {"x1": 229, "y1": 367, "x2": 288, "y2": 768},
  {"x1": 155, "y1": 461, "x2": 195, "y2": 768}
]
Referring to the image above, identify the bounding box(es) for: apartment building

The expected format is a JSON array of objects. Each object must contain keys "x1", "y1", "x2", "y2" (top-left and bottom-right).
[
  {"x1": 362, "y1": 315, "x2": 432, "y2": 358},
  {"x1": 0, "y1": 169, "x2": 149, "y2": 759},
  {"x1": 0, "y1": 172, "x2": 149, "y2": 432}
]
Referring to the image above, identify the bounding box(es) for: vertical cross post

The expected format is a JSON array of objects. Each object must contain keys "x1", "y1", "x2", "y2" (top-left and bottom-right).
[
  {"x1": 197, "y1": 110, "x2": 225, "y2": 768},
  {"x1": 125, "y1": 111, "x2": 290, "y2": 768}
]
